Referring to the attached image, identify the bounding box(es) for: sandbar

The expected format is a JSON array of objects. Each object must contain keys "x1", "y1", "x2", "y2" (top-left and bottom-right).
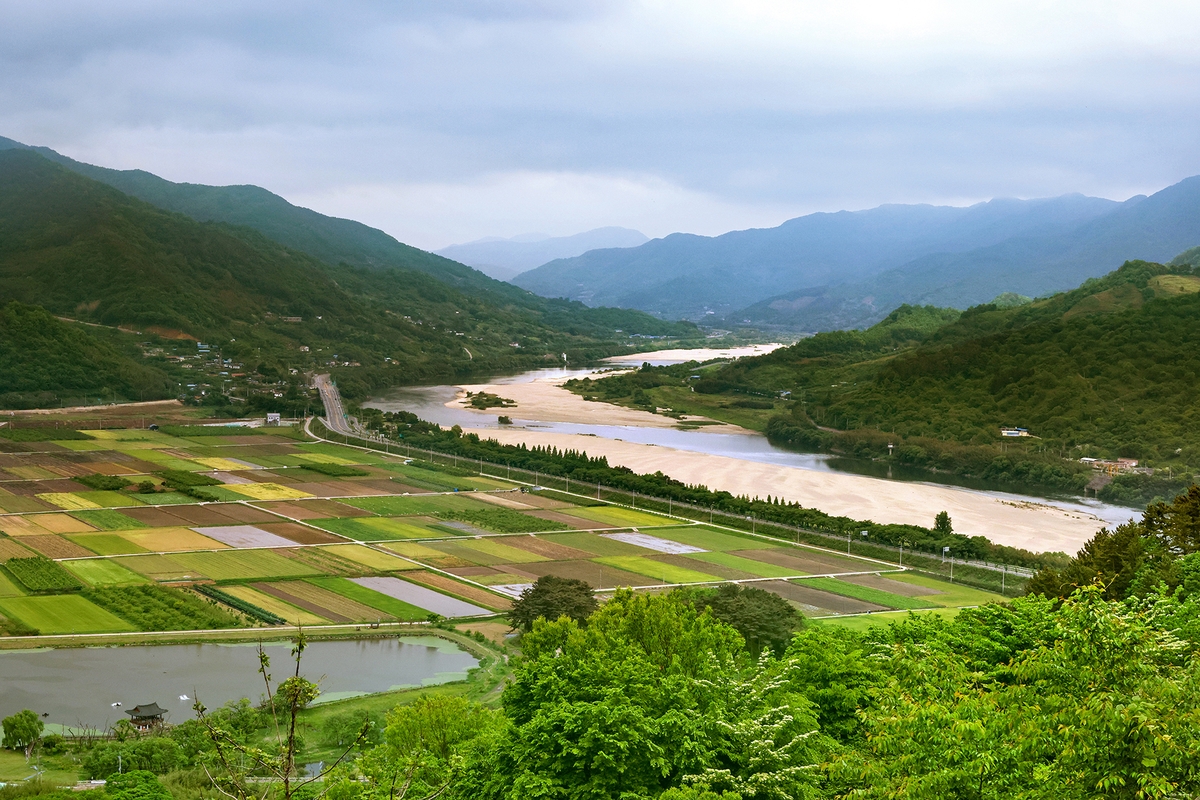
[{"x1": 467, "y1": 427, "x2": 1106, "y2": 554}]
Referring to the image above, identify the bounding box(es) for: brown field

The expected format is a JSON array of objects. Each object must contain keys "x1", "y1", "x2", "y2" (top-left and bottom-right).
[
  {"x1": 258, "y1": 522, "x2": 341, "y2": 544},
  {"x1": 386, "y1": 481, "x2": 428, "y2": 494},
  {"x1": 160, "y1": 505, "x2": 242, "y2": 526},
  {"x1": 218, "y1": 584, "x2": 329, "y2": 626},
  {"x1": 729, "y1": 548, "x2": 874, "y2": 575},
  {"x1": 499, "y1": 535, "x2": 596, "y2": 561},
  {"x1": 122, "y1": 528, "x2": 228, "y2": 552},
  {"x1": 29, "y1": 513, "x2": 95, "y2": 534},
  {"x1": 0, "y1": 538, "x2": 34, "y2": 561},
  {"x1": 524, "y1": 510, "x2": 597, "y2": 529},
  {"x1": 0, "y1": 494, "x2": 52, "y2": 513},
  {"x1": 214, "y1": 504, "x2": 278, "y2": 524},
  {"x1": 119, "y1": 507, "x2": 188, "y2": 526},
  {"x1": 455, "y1": 620, "x2": 512, "y2": 644},
  {"x1": 401, "y1": 571, "x2": 512, "y2": 610},
  {"x1": 842, "y1": 573, "x2": 941, "y2": 597},
  {"x1": 501, "y1": 559, "x2": 656, "y2": 590},
  {"x1": 472, "y1": 493, "x2": 535, "y2": 510},
  {"x1": 289, "y1": 481, "x2": 379, "y2": 498},
  {"x1": 255, "y1": 499, "x2": 373, "y2": 520},
  {"x1": 760, "y1": 580, "x2": 886, "y2": 614},
  {"x1": 446, "y1": 565, "x2": 499, "y2": 577},
  {"x1": 258, "y1": 581, "x2": 383, "y2": 623},
  {"x1": 83, "y1": 461, "x2": 143, "y2": 476},
  {"x1": 0, "y1": 515, "x2": 42, "y2": 535},
  {"x1": 21, "y1": 534, "x2": 94, "y2": 559}
]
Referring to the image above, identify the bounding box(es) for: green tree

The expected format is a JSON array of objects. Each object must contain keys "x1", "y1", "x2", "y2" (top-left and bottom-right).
[
  {"x1": 934, "y1": 511, "x2": 953, "y2": 536},
  {"x1": 677, "y1": 583, "x2": 803, "y2": 655},
  {"x1": 2, "y1": 709, "x2": 43, "y2": 760},
  {"x1": 507, "y1": 574, "x2": 597, "y2": 633},
  {"x1": 105, "y1": 771, "x2": 171, "y2": 800}
]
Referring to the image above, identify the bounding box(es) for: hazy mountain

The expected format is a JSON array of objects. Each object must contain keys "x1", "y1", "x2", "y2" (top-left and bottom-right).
[
  {"x1": 741, "y1": 176, "x2": 1200, "y2": 329},
  {"x1": 437, "y1": 227, "x2": 649, "y2": 280},
  {"x1": 512, "y1": 194, "x2": 1122, "y2": 321}
]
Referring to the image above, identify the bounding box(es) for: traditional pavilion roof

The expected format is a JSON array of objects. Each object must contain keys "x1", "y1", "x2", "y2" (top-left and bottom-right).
[{"x1": 125, "y1": 703, "x2": 166, "y2": 718}]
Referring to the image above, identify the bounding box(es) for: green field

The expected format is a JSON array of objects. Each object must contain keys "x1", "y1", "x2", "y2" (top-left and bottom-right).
[
  {"x1": 799, "y1": 577, "x2": 937, "y2": 611},
  {"x1": 0, "y1": 595, "x2": 136, "y2": 633},
  {"x1": 68, "y1": 533, "x2": 150, "y2": 556},
  {"x1": 539, "y1": 531, "x2": 653, "y2": 556},
  {"x1": 169, "y1": 550, "x2": 319, "y2": 581},
  {"x1": 309, "y1": 577, "x2": 428, "y2": 621},
  {"x1": 0, "y1": 571, "x2": 22, "y2": 597},
  {"x1": 686, "y1": 550, "x2": 801, "y2": 578},
  {"x1": 594, "y1": 556, "x2": 721, "y2": 585},
  {"x1": 115, "y1": 554, "x2": 201, "y2": 581},
  {"x1": 647, "y1": 525, "x2": 776, "y2": 551},
  {"x1": 62, "y1": 559, "x2": 148, "y2": 586},
  {"x1": 449, "y1": 537, "x2": 549, "y2": 564},
  {"x1": 69, "y1": 509, "x2": 148, "y2": 530},
  {"x1": 886, "y1": 572, "x2": 1006, "y2": 607},
  {"x1": 565, "y1": 506, "x2": 677, "y2": 528},
  {"x1": 313, "y1": 516, "x2": 443, "y2": 541},
  {"x1": 342, "y1": 494, "x2": 483, "y2": 516},
  {"x1": 320, "y1": 544, "x2": 418, "y2": 571},
  {"x1": 76, "y1": 491, "x2": 146, "y2": 508},
  {"x1": 814, "y1": 606, "x2": 963, "y2": 630}
]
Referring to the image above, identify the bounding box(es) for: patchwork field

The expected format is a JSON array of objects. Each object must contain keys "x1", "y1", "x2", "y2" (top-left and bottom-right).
[{"x1": 0, "y1": 424, "x2": 990, "y2": 638}]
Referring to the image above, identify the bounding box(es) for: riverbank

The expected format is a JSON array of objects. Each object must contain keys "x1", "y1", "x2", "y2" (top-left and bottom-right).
[{"x1": 466, "y1": 426, "x2": 1106, "y2": 554}]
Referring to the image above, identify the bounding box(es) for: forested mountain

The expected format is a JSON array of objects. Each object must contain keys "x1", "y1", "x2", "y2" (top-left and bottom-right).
[
  {"x1": 436, "y1": 227, "x2": 648, "y2": 280},
  {"x1": 571, "y1": 258, "x2": 1200, "y2": 500},
  {"x1": 515, "y1": 179, "x2": 1200, "y2": 328},
  {"x1": 0, "y1": 149, "x2": 695, "y2": 406}
]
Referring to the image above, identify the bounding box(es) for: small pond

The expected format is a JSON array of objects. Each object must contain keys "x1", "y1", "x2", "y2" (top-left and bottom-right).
[{"x1": 0, "y1": 636, "x2": 478, "y2": 731}]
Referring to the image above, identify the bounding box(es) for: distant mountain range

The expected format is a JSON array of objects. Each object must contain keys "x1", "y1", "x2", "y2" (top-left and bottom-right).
[
  {"x1": 513, "y1": 181, "x2": 1200, "y2": 330},
  {"x1": 437, "y1": 227, "x2": 648, "y2": 281}
]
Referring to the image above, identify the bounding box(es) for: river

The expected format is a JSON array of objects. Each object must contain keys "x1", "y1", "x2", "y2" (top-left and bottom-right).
[
  {"x1": 366, "y1": 352, "x2": 1137, "y2": 531},
  {"x1": 0, "y1": 637, "x2": 478, "y2": 732}
]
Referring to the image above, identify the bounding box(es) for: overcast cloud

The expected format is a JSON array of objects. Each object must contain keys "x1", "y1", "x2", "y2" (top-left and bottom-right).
[{"x1": 3, "y1": 1, "x2": 1199, "y2": 249}]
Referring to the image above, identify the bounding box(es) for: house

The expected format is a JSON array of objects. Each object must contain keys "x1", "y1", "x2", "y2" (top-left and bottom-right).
[
  {"x1": 1000, "y1": 428, "x2": 1031, "y2": 437},
  {"x1": 124, "y1": 702, "x2": 166, "y2": 732}
]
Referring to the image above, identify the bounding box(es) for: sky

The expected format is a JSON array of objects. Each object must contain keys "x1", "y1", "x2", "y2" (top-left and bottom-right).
[{"x1": 3, "y1": 1, "x2": 1200, "y2": 250}]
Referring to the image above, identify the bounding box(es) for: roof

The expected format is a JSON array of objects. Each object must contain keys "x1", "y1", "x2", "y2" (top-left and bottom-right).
[{"x1": 125, "y1": 703, "x2": 166, "y2": 718}]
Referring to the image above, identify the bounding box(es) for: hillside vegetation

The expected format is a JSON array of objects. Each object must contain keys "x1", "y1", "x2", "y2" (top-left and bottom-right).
[
  {"x1": 0, "y1": 149, "x2": 698, "y2": 406},
  {"x1": 570, "y1": 260, "x2": 1200, "y2": 501}
]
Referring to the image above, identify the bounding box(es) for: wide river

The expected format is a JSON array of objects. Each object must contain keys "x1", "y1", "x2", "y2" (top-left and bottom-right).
[
  {"x1": 0, "y1": 637, "x2": 478, "y2": 731},
  {"x1": 367, "y1": 349, "x2": 1137, "y2": 530}
]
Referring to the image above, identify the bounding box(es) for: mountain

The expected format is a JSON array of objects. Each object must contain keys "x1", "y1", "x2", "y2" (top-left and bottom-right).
[
  {"x1": 436, "y1": 227, "x2": 649, "y2": 281},
  {"x1": 0, "y1": 136, "x2": 545, "y2": 309},
  {"x1": 512, "y1": 194, "x2": 1122, "y2": 320},
  {"x1": 569, "y1": 257, "x2": 1200, "y2": 500},
  {"x1": 0, "y1": 149, "x2": 695, "y2": 405},
  {"x1": 744, "y1": 177, "x2": 1200, "y2": 330}
]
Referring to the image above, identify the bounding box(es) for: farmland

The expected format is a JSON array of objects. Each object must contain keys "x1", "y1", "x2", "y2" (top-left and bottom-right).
[{"x1": 0, "y1": 424, "x2": 996, "y2": 641}]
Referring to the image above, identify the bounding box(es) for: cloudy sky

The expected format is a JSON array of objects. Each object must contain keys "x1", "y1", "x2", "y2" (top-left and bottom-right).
[{"x1": 4, "y1": 1, "x2": 1200, "y2": 249}]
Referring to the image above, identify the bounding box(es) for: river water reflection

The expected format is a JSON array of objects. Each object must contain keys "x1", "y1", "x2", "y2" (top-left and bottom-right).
[
  {"x1": 0, "y1": 637, "x2": 478, "y2": 731},
  {"x1": 367, "y1": 361, "x2": 1137, "y2": 530}
]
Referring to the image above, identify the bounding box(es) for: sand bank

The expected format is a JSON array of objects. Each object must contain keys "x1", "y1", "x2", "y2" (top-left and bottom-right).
[
  {"x1": 468, "y1": 427, "x2": 1104, "y2": 554},
  {"x1": 453, "y1": 376, "x2": 745, "y2": 431},
  {"x1": 603, "y1": 343, "x2": 786, "y2": 363}
]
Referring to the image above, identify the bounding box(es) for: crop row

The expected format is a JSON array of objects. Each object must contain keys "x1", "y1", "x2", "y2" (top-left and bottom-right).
[
  {"x1": 5, "y1": 556, "x2": 83, "y2": 591},
  {"x1": 195, "y1": 583, "x2": 285, "y2": 625}
]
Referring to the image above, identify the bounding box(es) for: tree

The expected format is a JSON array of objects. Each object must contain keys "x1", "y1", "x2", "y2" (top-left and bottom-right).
[
  {"x1": 2, "y1": 709, "x2": 43, "y2": 760},
  {"x1": 105, "y1": 770, "x2": 172, "y2": 800},
  {"x1": 678, "y1": 583, "x2": 803, "y2": 655},
  {"x1": 934, "y1": 511, "x2": 953, "y2": 536},
  {"x1": 507, "y1": 574, "x2": 597, "y2": 633}
]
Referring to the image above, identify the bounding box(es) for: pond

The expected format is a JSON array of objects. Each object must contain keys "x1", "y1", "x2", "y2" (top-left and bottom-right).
[{"x1": 0, "y1": 636, "x2": 478, "y2": 732}]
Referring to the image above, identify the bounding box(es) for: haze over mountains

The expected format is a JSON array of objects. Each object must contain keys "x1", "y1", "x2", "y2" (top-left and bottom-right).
[
  {"x1": 436, "y1": 227, "x2": 648, "y2": 281},
  {"x1": 514, "y1": 181, "x2": 1200, "y2": 330}
]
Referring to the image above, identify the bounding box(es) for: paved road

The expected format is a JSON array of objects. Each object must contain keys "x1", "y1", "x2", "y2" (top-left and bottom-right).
[{"x1": 314, "y1": 373, "x2": 353, "y2": 435}]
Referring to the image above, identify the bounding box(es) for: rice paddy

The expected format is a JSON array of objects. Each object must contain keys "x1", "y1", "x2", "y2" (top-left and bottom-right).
[{"x1": 0, "y1": 424, "x2": 985, "y2": 638}]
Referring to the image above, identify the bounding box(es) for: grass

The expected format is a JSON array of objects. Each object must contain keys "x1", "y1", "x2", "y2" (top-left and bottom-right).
[
  {"x1": 887, "y1": 572, "x2": 1007, "y2": 607},
  {"x1": 0, "y1": 594, "x2": 136, "y2": 633},
  {"x1": 799, "y1": 577, "x2": 938, "y2": 611},
  {"x1": 0, "y1": 748, "x2": 80, "y2": 783},
  {"x1": 309, "y1": 576, "x2": 428, "y2": 621},
  {"x1": 62, "y1": 559, "x2": 149, "y2": 586},
  {"x1": 69, "y1": 508, "x2": 149, "y2": 530},
  {"x1": 564, "y1": 506, "x2": 675, "y2": 528},
  {"x1": 594, "y1": 556, "x2": 722, "y2": 585},
  {"x1": 169, "y1": 550, "x2": 320, "y2": 581},
  {"x1": 686, "y1": 551, "x2": 802, "y2": 578},
  {"x1": 0, "y1": 570, "x2": 23, "y2": 597}
]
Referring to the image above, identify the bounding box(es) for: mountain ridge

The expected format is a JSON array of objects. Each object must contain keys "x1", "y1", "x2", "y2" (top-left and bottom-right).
[{"x1": 436, "y1": 227, "x2": 649, "y2": 281}]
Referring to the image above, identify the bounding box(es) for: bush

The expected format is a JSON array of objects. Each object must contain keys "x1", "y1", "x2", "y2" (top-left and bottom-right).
[
  {"x1": 75, "y1": 474, "x2": 131, "y2": 491},
  {"x1": 297, "y1": 462, "x2": 368, "y2": 477},
  {"x1": 84, "y1": 586, "x2": 240, "y2": 631},
  {"x1": 81, "y1": 738, "x2": 184, "y2": 779},
  {"x1": 5, "y1": 557, "x2": 82, "y2": 592}
]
